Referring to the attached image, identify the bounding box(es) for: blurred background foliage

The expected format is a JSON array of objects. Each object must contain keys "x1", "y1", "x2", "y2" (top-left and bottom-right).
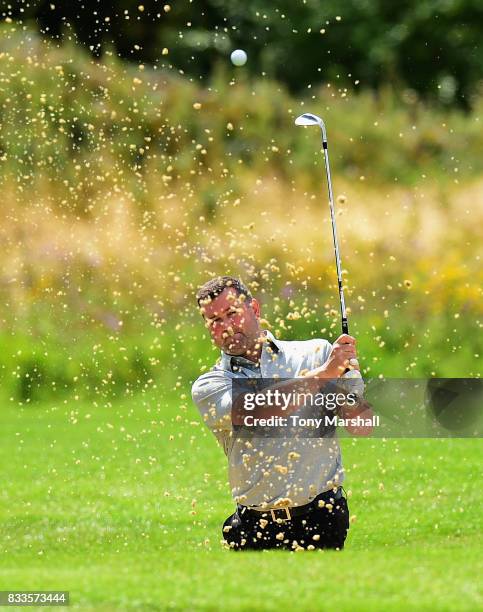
[
  {"x1": 3, "y1": 0, "x2": 483, "y2": 107},
  {"x1": 0, "y1": 3, "x2": 481, "y2": 406}
]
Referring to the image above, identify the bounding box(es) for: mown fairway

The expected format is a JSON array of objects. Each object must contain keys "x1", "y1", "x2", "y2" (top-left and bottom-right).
[{"x1": 0, "y1": 393, "x2": 481, "y2": 611}]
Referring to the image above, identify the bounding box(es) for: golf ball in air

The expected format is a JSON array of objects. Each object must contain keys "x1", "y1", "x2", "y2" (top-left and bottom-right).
[{"x1": 230, "y1": 49, "x2": 247, "y2": 66}]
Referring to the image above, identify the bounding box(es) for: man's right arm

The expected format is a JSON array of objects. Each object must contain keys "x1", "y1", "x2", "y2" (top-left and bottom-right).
[
  {"x1": 192, "y1": 372, "x2": 329, "y2": 429},
  {"x1": 231, "y1": 365, "x2": 342, "y2": 425},
  {"x1": 232, "y1": 334, "x2": 360, "y2": 425}
]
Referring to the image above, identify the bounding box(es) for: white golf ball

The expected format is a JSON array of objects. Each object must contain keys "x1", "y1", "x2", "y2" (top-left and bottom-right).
[{"x1": 230, "y1": 49, "x2": 247, "y2": 66}]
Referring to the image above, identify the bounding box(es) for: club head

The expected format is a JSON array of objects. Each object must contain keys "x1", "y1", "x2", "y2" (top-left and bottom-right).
[
  {"x1": 294, "y1": 112, "x2": 327, "y2": 143},
  {"x1": 294, "y1": 113, "x2": 323, "y2": 127}
]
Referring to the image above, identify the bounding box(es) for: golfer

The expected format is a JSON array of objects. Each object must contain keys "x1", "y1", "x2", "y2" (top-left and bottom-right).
[{"x1": 192, "y1": 276, "x2": 366, "y2": 551}]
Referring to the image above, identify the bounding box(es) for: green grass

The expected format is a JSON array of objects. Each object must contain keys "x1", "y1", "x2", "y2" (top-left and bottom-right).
[{"x1": 0, "y1": 390, "x2": 481, "y2": 610}]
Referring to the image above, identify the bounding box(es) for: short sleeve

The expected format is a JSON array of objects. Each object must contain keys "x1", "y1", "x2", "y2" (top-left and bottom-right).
[
  {"x1": 191, "y1": 373, "x2": 234, "y2": 432},
  {"x1": 310, "y1": 339, "x2": 333, "y2": 369}
]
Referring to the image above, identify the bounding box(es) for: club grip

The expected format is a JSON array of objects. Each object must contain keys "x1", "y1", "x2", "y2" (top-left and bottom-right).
[{"x1": 341, "y1": 318, "x2": 350, "y2": 373}]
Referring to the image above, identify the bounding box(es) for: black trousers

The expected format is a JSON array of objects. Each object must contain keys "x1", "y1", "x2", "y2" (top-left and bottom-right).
[{"x1": 222, "y1": 491, "x2": 350, "y2": 551}]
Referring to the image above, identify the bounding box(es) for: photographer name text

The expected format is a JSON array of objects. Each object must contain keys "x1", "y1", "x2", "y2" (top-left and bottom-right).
[{"x1": 242, "y1": 414, "x2": 380, "y2": 428}]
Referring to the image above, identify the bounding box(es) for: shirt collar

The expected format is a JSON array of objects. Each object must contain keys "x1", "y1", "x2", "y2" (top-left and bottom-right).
[{"x1": 220, "y1": 330, "x2": 280, "y2": 372}]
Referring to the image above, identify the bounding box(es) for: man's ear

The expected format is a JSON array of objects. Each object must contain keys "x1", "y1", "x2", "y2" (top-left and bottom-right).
[{"x1": 250, "y1": 298, "x2": 261, "y2": 319}]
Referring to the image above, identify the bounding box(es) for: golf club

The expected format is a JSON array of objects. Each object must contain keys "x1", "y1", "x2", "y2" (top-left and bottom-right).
[{"x1": 295, "y1": 112, "x2": 361, "y2": 382}]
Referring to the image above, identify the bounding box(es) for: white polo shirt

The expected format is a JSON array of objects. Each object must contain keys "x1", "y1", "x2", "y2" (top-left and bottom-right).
[{"x1": 191, "y1": 330, "x2": 345, "y2": 509}]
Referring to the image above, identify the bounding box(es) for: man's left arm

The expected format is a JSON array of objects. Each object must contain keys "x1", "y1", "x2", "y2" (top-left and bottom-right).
[{"x1": 312, "y1": 335, "x2": 374, "y2": 436}]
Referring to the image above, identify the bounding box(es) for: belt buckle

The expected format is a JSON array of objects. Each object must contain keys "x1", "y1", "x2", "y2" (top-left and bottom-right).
[{"x1": 270, "y1": 507, "x2": 292, "y2": 522}]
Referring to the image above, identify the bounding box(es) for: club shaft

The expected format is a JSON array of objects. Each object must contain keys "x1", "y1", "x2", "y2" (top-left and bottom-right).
[{"x1": 322, "y1": 140, "x2": 349, "y2": 335}]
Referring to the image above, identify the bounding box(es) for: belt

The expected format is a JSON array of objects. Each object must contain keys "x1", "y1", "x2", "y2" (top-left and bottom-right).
[{"x1": 237, "y1": 487, "x2": 344, "y2": 523}]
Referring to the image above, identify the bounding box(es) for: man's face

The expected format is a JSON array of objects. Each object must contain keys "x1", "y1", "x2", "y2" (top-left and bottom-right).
[{"x1": 200, "y1": 288, "x2": 261, "y2": 355}]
